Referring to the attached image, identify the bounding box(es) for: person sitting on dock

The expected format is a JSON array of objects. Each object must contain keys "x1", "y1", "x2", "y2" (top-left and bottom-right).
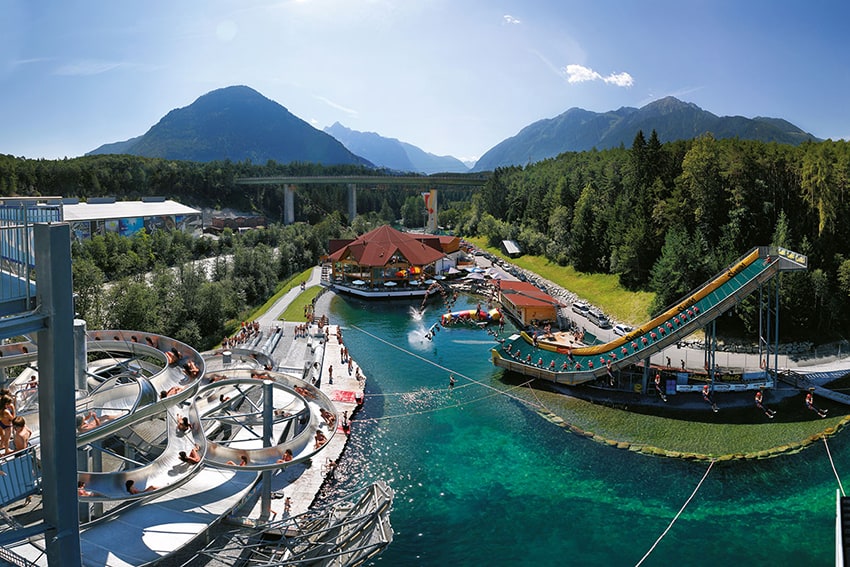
[
  {"x1": 324, "y1": 458, "x2": 337, "y2": 480},
  {"x1": 702, "y1": 384, "x2": 719, "y2": 413},
  {"x1": 179, "y1": 444, "x2": 202, "y2": 465},
  {"x1": 755, "y1": 390, "x2": 776, "y2": 418},
  {"x1": 805, "y1": 391, "x2": 828, "y2": 418}
]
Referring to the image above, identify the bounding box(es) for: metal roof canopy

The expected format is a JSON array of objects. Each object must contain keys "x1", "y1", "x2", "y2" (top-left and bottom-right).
[{"x1": 62, "y1": 200, "x2": 200, "y2": 222}]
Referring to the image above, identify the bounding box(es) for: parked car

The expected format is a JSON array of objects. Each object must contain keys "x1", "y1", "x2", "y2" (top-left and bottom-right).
[
  {"x1": 587, "y1": 309, "x2": 611, "y2": 329},
  {"x1": 613, "y1": 323, "x2": 633, "y2": 337},
  {"x1": 571, "y1": 302, "x2": 589, "y2": 317}
]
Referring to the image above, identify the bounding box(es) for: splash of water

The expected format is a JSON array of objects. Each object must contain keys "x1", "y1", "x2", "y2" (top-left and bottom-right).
[{"x1": 410, "y1": 306, "x2": 426, "y2": 321}]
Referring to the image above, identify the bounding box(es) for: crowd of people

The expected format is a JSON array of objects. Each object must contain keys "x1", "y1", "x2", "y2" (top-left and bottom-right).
[{"x1": 221, "y1": 320, "x2": 262, "y2": 349}]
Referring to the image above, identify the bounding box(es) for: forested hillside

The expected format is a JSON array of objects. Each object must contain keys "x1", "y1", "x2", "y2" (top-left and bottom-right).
[
  {"x1": 456, "y1": 132, "x2": 850, "y2": 339},
  {"x1": 2, "y1": 132, "x2": 850, "y2": 342}
]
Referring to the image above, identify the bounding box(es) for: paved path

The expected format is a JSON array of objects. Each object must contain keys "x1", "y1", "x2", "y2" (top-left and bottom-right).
[{"x1": 237, "y1": 266, "x2": 365, "y2": 522}]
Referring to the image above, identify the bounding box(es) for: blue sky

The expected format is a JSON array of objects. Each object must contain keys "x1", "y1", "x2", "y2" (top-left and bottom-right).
[{"x1": 1, "y1": 0, "x2": 848, "y2": 163}]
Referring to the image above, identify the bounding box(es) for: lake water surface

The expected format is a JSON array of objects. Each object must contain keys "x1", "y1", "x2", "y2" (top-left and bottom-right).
[{"x1": 323, "y1": 293, "x2": 840, "y2": 566}]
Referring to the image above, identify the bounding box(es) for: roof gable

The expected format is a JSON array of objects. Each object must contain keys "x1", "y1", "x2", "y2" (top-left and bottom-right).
[{"x1": 328, "y1": 225, "x2": 446, "y2": 267}]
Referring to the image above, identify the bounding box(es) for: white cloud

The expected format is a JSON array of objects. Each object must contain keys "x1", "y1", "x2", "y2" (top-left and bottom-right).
[
  {"x1": 604, "y1": 71, "x2": 634, "y2": 87},
  {"x1": 315, "y1": 95, "x2": 358, "y2": 116},
  {"x1": 565, "y1": 64, "x2": 601, "y2": 83},
  {"x1": 565, "y1": 64, "x2": 633, "y2": 87},
  {"x1": 53, "y1": 60, "x2": 125, "y2": 76},
  {"x1": 503, "y1": 14, "x2": 521, "y2": 25}
]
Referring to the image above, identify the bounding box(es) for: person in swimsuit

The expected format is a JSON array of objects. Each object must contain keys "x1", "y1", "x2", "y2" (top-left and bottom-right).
[
  {"x1": 0, "y1": 395, "x2": 16, "y2": 454},
  {"x1": 702, "y1": 384, "x2": 719, "y2": 413},
  {"x1": 176, "y1": 415, "x2": 192, "y2": 434},
  {"x1": 178, "y1": 444, "x2": 202, "y2": 465},
  {"x1": 226, "y1": 454, "x2": 249, "y2": 466},
  {"x1": 125, "y1": 479, "x2": 157, "y2": 494},
  {"x1": 654, "y1": 373, "x2": 667, "y2": 402},
  {"x1": 755, "y1": 390, "x2": 776, "y2": 418},
  {"x1": 805, "y1": 391, "x2": 828, "y2": 418},
  {"x1": 12, "y1": 416, "x2": 31, "y2": 451}
]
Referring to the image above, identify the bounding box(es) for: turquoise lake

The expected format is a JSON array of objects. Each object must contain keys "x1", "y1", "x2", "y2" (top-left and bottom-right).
[{"x1": 323, "y1": 293, "x2": 842, "y2": 566}]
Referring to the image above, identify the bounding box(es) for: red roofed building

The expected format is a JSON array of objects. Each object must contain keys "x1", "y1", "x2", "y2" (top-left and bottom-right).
[
  {"x1": 327, "y1": 225, "x2": 447, "y2": 288},
  {"x1": 499, "y1": 280, "x2": 562, "y2": 326}
]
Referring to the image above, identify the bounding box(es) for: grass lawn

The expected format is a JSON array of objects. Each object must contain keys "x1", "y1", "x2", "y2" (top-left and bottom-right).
[
  {"x1": 466, "y1": 236, "x2": 654, "y2": 324},
  {"x1": 246, "y1": 267, "x2": 315, "y2": 321},
  {"x1": 517, "y1": 384, "x2": 846, "y2": 458},
  {"x1": 280, "y1": 286, "x2": 322, "y2": 322}
]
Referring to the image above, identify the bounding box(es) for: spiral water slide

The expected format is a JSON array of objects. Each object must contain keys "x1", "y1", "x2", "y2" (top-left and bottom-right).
[
  {"x1": 71, "y1": 334, "x2": 339, "y2": 503},
  {"x1": 3, "y1": 329, "x2": 338, "y2": 504}
]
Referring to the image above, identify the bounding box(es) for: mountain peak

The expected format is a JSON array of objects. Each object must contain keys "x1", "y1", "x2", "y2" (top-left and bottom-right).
[
  {"x1": 472, "y1": 97, "x2": 818, "y2": 171},
  {"x1": 641, "y1": 96, "x2": 700, "y2": 114},
  {"x1": 88, "y1": 85, "x2": 368, "y2": 166},
  {"x1": 324, "y1": 123, "x2": 469, "y2": 174}
]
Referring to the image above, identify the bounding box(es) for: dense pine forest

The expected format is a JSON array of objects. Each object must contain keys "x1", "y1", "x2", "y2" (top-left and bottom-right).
[
  {"x1": 2, "y1": 131, "x2": 849, "y2": 345},
  {"x1": 455, "y1": 132, "x2": 850, "y2": 340}
]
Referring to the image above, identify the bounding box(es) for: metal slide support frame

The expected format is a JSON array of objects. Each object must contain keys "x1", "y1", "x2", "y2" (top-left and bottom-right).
[
  {"x1": 35, "y1": 223, "x2": 81, "y2": 567},
  {"x1": 259, "y1": 380, "x2": 274, "y2": 521},
  {"x1": 76, "y1": 447, "x2": 90, "y2": 523},
  {"x1": 758, "y1": 284, "x2": 766, "y2": 378},
  {"x1": 758, "y1": 276, "x2": 781, "y2": 387},
  {"x1": 765, "y1": 280, "x2": 773, "y2": 379},
  {"x1": 705, "y1": 320, "x2": 717, "y2": 385},
  {"x1": 773, "y1": 275, "x2": 781, "y2": 387}
]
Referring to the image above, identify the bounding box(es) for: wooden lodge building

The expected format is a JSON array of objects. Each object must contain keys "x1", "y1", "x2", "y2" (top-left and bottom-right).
[
  {"x1": 499, "y1": 280, "x2": 562, "y2": 326},
  {"x1": 327, "y1": 225, "x2": 455, "y2": 294}
]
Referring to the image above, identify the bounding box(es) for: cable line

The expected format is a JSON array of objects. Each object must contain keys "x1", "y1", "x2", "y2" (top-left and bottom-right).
[
  {"x1": 348, "y1": 323, "x2": 545, "y2": 410},
  {"x1": 355, "y1": 379, "x2": 536, "y2": 423},
  {"x1": 635, "y1": 460, "x2": 716, "y2": 567},
  {"x1": 823, "y1": 437, "x2": 845, "y2": 497}
]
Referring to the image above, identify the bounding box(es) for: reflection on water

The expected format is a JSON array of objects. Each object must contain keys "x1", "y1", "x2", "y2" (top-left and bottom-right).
[{"x1": 322, "y1": 293, "x2": 837, "y2": 566}]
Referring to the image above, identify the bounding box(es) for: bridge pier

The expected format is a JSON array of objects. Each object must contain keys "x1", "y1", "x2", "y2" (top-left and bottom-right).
[
  {"x1": 284, "y1": 184, "x2": 295, "y2": 225},
  {"x1": 348, "y1": 184, "x2": 357, "y2": 223}
]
